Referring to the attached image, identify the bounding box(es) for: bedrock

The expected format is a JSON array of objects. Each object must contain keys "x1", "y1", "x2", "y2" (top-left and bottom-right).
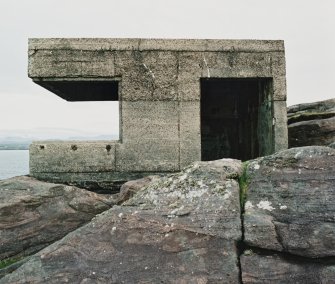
[{"x1": 0, "y1": 146, "x2": 334, "y2": 283}]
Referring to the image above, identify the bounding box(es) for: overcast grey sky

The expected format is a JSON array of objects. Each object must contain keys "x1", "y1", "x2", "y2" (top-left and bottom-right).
[{"x1": 0, "y1": 0, "x2": 334, "y2": 138}]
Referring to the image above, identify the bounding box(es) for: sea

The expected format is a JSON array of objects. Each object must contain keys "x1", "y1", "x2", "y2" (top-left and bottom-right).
[{"x1": 0, "y1": 150, "x2": 29, "y2": 180}]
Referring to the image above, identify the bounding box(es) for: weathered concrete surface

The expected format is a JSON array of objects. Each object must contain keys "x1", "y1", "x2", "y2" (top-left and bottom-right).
[
  {"x1": 288, "y1": 98, "x2": 335, "y2": 147},
  {"x1": 30, "y1": 141, "x2": 117, "y2": 173},
  {"x1": 179, "y1": 101, "x2": 201, "y2": 167},
  {"x1": 273, "y1": 101, "x2": 289, "y2": 151},
  {"x1": 29, "y1": 49, "x2": 115, "y2": 78},
  {"x1": 28, "y1": 38, "x2": 288, "y2": 189},
  {"x1": 28, "y1": 38, "x2": 285, "y2": 55},
  {"x1": 0, "y1": 176, "x2": 111, "y2": 261},
  {"x1": 116, "y1": 101, "x2": 180, "y2": 172},
  {"x1": 244, "y1": 146, "x2": 335, "y2": 258},
  {"x1": 1, "y1": 159, "x2": 242, "y2": 283},
  {"x1": 241, "y1": 253, "x2": 335, "y2": 284}
]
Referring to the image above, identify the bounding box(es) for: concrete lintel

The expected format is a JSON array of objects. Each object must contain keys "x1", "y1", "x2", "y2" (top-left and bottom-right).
[{"x1": 29, "y1": 38, "x2": 285, "y2": 52}]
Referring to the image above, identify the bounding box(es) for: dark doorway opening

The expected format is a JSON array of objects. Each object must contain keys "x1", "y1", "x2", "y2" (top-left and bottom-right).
[{"x1": 201, "y1": 78, "x2": 272, "y2": 161}]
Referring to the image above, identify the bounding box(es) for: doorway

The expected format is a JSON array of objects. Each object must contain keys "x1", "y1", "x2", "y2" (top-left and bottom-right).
[{"x1": 200, "y1": 78, "x2": 273, "y2": 161}]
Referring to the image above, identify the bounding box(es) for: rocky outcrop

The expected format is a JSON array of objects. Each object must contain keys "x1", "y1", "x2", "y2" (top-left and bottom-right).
[
  {"x1": 1, "y1": 147, "x2": 334, "y2": 283},
  {"x1": 242, "y1": 146, "x2": 335, "y2": 283},
  {"x1": 113, "y1": 175, "x2": 159, "y2": 205},
  {"x1": 0, "y1": 176, "x2": 112, "y2": 262},
  {"x1": 287, "y1": 98, "x2": 335, "y2": 147},
  {"x1": 0, "y1": 159, "x2": 243, "y2": 283}
]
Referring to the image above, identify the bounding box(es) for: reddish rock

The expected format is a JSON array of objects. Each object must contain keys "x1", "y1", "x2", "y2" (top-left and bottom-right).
[
  {"x1": 0, "y1": 176, "x2": 111, "y2": 261},
  {"x1": 116, "y1": 175, "x2": 159, "y2": 204}
]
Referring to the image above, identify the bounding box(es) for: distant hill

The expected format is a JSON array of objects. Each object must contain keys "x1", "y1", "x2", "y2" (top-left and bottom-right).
[
  {"x1": 0, "y1": 143, "x2": 30, "y2": 150},
  {"x1": 0, "y1": 137, "x2": 32, "y2": 150}
]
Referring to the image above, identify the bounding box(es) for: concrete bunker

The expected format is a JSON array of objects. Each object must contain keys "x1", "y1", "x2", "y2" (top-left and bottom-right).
[
  {"x1": 201, "y1": 78, "x2": 273, "y2": 161},
  {"x1": 28, "y1": 38, "x2": 288, "y2": 190}
]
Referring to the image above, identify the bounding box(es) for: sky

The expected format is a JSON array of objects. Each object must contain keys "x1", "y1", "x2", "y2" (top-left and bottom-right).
[{"x1": 0, "y1": 0, "x2": 334, "y2": 139}]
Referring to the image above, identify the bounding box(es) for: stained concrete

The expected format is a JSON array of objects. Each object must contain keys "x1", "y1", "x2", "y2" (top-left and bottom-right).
[{"x1": 28, "y1": 38, "x2": 288, "y2": 189}]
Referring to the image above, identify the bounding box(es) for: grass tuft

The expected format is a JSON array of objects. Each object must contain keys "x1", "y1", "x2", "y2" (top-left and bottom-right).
[
  {"x1": 238, "y1": 161, "x2": 250, "y2": 210},
  {"x1": 0, "y1": 257, "x2": 22, "y2": 269}
]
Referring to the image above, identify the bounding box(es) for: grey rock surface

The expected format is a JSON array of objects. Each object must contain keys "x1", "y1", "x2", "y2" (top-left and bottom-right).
[
  {"x1": 288, "y1": 98, "x2": 335, "y2": 147},
  {"x1": 287, "y1": 98, "x2": 335, "y2": 118},
  {"x1": 125, "y1": 159, "x2": 242, "y2": 239},
  {"x1": 0, "y1": 159, "x2": 242, "y2": 283},
  {"x1": 241, "y1": 253, "x2": 335, "y2": 284},
  {"x1": 114, "y1": 175, "x2": 159, "y2": 204},
  {"x1": 244, "y1": 146, "x2": 335, "y2": 258},
  {"x1": 0, "y1": 176, "x2": 111, "y2": 261}
]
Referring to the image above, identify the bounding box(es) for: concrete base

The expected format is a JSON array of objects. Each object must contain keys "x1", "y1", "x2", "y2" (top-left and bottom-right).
[{"x1": 30, "y1": 171, "x2": 172, "y2": 193}]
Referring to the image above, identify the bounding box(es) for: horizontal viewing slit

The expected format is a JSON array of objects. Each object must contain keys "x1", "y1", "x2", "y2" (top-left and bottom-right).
[{"x1": 34, "y1": 80, "x2": 119, "y2": 102}]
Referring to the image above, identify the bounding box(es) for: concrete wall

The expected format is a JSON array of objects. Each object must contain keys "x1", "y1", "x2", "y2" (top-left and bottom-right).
[{"x1": 28, "y1": 39, "x2": 288, "y2": 190}]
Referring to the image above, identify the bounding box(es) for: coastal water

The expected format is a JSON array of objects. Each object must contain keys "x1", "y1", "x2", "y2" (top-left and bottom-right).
[{"x1": 0, "y1": 150, "x2": 29, "y2": 180}]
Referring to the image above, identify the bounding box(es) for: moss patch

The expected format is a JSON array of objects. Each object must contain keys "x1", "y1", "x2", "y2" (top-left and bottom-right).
[
  {"x1": 0, "y1": 257, "x2": 23, "y2": 269},
  {"x1": 238, "y1": 161, "x2": 250, "y2": 210}
]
